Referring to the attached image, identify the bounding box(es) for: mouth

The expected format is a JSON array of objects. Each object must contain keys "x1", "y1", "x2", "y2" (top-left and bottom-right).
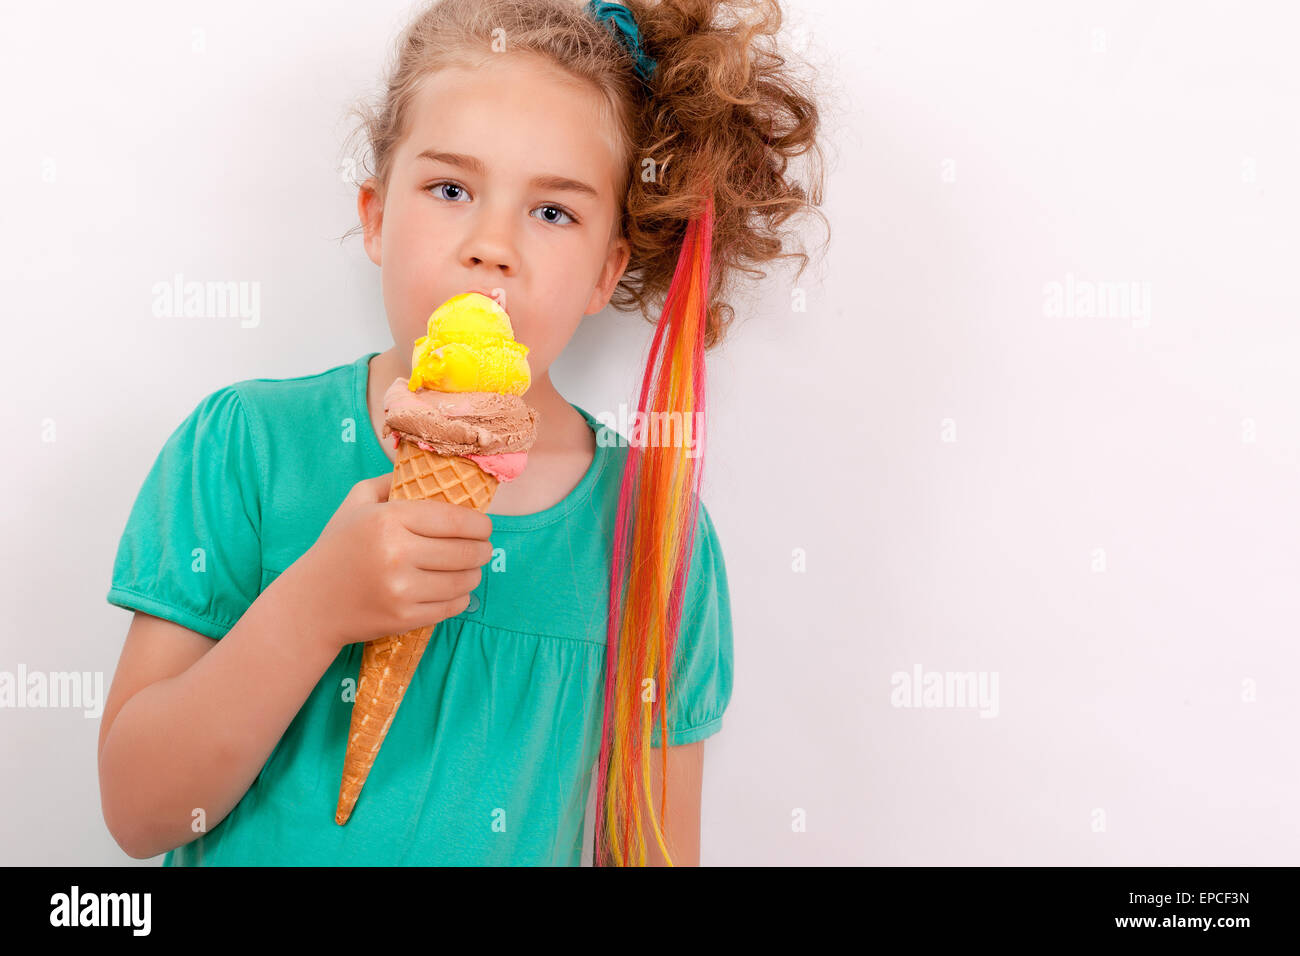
[{"x1": 467, "y1": 288, "x2": 506, "y2": 307}]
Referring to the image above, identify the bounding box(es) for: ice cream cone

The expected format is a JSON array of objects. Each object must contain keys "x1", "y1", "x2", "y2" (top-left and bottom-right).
[
  {"x1": 334, "y1": 438, "x2": 500, "y2": 825},
  {"x1": 334, "y1": 289, "x2": 536, "y2": 824}
]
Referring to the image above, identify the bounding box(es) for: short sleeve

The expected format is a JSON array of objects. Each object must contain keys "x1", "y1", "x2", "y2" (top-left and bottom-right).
[
  {"x1": 650, "y1": 503, "x2": 735, "y2": 747},
  {"x1": 106, "y1": 386, "x2": 264, "y2": 641}
]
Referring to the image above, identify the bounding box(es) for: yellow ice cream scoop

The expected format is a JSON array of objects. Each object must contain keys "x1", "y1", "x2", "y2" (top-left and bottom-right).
[{"x1": 409, "y1": 292, "x2": 531, "y2": 395}]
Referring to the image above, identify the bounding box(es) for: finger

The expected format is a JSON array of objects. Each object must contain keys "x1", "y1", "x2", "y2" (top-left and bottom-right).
[
  {"x1": 412, "y1": 585, "x2": 476, "y2": 616},
  {"x1": 350, "y1": 473, "x2": 393, "y2": 504},
  {"x1": 409, "y1": 566, "x2": 481, "y2": 602},
  {"x1": 410, "y1": 537, "x2": 494, "y2": 573},
  {"x1": 389, "y1": 498, "x2": 493, "y2": 540}
]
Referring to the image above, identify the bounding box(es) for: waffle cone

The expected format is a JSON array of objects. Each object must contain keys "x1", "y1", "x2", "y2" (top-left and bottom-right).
[{"x1": 335, "y1": 438, "x2": 500, "y2": 825}]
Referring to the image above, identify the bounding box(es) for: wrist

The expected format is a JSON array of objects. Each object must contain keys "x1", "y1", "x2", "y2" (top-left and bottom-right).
[{"x1": 274, "y1": 551, "x2": 344, "y2": 655}]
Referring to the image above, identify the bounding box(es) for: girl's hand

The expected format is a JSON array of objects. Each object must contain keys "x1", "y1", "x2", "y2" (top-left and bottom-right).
[{"x1": 291, "y1": 474, "x2": 494, "y2": 651}]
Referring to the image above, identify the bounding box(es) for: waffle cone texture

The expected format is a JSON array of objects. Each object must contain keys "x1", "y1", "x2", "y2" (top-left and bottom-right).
[{"x1": 334, "y1": 439, "x2": 499, "y2": 825}]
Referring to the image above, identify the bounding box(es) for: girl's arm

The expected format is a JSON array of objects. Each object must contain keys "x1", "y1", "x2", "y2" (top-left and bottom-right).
[
  {"x1": 97, "y1": 563, "x2": 340, "y2": 859},
  {"x1": 639, "y1": 740, "x2": 705, "y2": 866}
]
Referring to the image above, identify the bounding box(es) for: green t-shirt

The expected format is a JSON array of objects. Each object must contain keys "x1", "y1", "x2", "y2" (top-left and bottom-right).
[{"x1": 105, "y1": 352, "x2": 733, "y2": 866}]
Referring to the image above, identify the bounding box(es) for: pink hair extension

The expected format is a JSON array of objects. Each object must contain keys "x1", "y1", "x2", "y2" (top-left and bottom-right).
[{"x1": 595, "y1": 181, "x2": 714, "y2": 866}]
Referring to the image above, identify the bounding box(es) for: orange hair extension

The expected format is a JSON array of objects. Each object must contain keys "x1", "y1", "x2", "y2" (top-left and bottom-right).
[{"x1": 594, "y1": 179, "x2": 714, "y2": 866}]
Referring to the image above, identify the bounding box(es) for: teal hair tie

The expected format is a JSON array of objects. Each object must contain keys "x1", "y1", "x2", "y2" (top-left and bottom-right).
[{"x1": 585, "y1": 0, "x2": 658, "y2": 84}]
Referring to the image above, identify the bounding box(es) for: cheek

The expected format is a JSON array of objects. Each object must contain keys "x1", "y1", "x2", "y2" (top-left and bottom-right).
[
  {"x1": 387, "y1": 194, "x2": 443, "y2": 248},
  {"x1": 389, "y1": 205, "x2": 431, "y2": 257},
  {"x1": 385, "y1": 209, "x2": 439, "y2": 303},
  {"x1": 517, "y1": 310, "x2": 580, "y2": 358}
]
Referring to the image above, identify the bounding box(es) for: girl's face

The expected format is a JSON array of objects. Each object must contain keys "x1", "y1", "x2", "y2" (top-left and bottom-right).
[{"x1": 359, "y1": 53, "x2": 631, "y2": 382}]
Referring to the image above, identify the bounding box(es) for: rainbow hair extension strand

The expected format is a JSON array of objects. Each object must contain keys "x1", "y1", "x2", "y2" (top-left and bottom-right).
[{"x1": 595, "y1": 180, "x2": 715, "y2": 867}]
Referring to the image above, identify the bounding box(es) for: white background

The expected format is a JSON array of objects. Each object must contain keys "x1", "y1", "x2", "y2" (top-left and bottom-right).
[{"x1": 2, "y1": 0, "x2": 1297, "y2": 865}]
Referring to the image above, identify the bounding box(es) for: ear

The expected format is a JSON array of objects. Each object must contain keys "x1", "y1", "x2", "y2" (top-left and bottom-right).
[
  {"x1": 586, "y1": 236, "x2": 631, "y2": 315},
  {"x1": 358, "y1": 178, "x2": 384, "y2": 267}
]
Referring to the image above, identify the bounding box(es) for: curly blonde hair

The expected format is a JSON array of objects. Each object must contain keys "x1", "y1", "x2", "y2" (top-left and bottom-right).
[{"x1": 338, "y1": 0, "x2": 828, "y2": 351}]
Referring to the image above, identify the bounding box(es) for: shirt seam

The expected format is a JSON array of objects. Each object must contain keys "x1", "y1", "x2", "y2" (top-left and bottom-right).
[
  {"x1": 227, "y1": 384, "x2": 268, "y2": 563},
  {"x1": 357, "y1": 353, "x2": 394, "y2": 476},
  {"x1": 250, "y1": 578, "x2": 610, "y2": 646},
  {"x1": 656, "y1": 715, "x2": 724, "y2": 743},
  {"x1": 106, "y1": 585, "x2": 237, "y2": 635},
  {"x1": 242, "y1": 363, "x2": 357, "y2": 386},
  {"x1": 453, "y1": 616, "x2": 609, "y2": 647},
  {"x1": 679, "y1": 715, "x2": 723, "y2": 733},
  {"x1": 489, "y1": 456, "x2": 604, "y2": 531}
]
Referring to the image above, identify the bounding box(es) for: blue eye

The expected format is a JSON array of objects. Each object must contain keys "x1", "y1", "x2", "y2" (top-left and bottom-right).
[
  {"x1": 424, "y1": 180, "x2": 578, "y2": 226},
  {"x1": 533, "y1": 204, "x2": 576, "y2": 226},
  {"x1": 428, "y1": 181, "x2": 470, "y2": 202}
]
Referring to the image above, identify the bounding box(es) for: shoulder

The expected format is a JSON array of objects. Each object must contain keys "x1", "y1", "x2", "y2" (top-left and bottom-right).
[
  {"x1": 189, "y1": 354, "x2": 368, "y2": 449},
  {"x1": 227, "y1": 354, "x2": 365, "y2": 418},
  {"x1": 162, "y1": 356, "x2": 367, "y2": 486}
]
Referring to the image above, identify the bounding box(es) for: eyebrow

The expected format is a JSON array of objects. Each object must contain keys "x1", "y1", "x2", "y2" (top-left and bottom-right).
[{"x1": 415, "y1": 150, "x2": 600, "y2": 199}]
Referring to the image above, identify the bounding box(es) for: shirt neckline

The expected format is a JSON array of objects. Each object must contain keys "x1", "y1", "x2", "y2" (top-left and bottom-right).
[{"x1": 355, "y1": 351, "x2": 612, "y2": 532}]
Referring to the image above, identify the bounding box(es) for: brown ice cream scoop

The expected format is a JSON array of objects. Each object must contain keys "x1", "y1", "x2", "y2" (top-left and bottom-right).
[{"x1": 382, "y1": 377, "x2": 539, "y2": 458}]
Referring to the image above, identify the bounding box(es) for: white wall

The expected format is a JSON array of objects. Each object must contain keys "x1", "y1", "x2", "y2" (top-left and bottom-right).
[{"x1": 2, "y1": 0, "x2": 1296, "y2": 865}]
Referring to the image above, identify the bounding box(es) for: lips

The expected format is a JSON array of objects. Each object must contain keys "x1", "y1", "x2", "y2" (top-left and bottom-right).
[{"x1": 468, "y1": 288, "x2": 506, "y2": 307}]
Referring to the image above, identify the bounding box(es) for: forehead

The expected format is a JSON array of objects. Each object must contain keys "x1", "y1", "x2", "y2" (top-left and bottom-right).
[{"x1": 398, "y1": 56, "x2": 624, "y2": 198}]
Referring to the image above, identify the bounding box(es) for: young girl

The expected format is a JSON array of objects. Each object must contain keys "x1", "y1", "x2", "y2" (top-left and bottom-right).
[{"x1": 100, "y1": 0, "x2": 825, "y2": 866}]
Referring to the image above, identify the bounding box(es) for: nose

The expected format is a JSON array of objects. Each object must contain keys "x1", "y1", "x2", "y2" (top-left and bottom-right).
[{"x1": 459, "y1": 201, "x2": 519, "y2": 277}]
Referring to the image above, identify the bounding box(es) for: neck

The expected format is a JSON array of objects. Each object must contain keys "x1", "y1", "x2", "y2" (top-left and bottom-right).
[{"x1": 517, "y1": 371, "x2": 577, "y2": 453}]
